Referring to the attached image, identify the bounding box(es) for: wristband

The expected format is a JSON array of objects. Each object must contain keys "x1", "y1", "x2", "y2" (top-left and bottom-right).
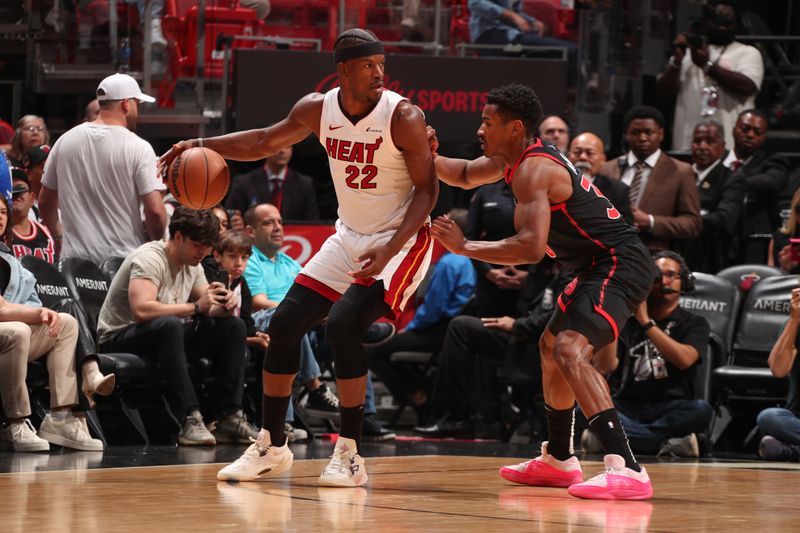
[
  {"x1": 642, "y1": 319, "x2": 657, "y2": 331},
  {"x1": 193, "y1": 301, "x2": 201, "y2": 316},
  {"x1": 196, "y1": 138, "x2": 204, "y2": 148}
]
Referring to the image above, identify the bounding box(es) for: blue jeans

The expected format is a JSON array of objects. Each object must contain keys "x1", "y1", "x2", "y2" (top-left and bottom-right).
[
  {"x1": 615, "y1": 398, "x2": 714, "y2": 455},
  {"x1": 757, "y1": 407, "x2": 800, "y2": 445},
  {"x1": 253, "y1": 308, "x2": 320, "y2": 422}
]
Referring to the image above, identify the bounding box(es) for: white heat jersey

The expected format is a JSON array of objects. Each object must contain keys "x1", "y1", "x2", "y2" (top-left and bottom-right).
[{"x1": 319, "y1": 88, "x2": 415, "y2": 234}]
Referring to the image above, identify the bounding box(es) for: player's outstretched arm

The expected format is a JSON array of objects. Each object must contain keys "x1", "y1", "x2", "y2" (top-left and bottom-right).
[
  {"x1": 431, "y1": 159, "x2": 551, "y2": 265},
  {"x1": 352, "y1": 102, "x2": 438, "y2": 279},
  {"x1": 158, "y1": 93, "x2": 323, "y2": 175},
  {"x1": 426, "y1": 126, "x2": 504, "y2": 189}
]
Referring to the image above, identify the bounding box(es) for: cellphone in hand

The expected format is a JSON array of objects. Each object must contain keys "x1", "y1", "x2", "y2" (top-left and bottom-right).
[{"x1": 790, "y1": 238, "x2": 800, "y2": 263}]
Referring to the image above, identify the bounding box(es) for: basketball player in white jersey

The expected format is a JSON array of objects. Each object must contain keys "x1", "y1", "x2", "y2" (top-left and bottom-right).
[{"x1": 159, "y1": 29, "x2": 438, "y2": 487}]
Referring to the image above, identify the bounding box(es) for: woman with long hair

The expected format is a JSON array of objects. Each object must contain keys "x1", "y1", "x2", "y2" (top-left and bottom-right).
[
  {"x1": 7, "y1": 115, "x2": 50, "y2": 167},
  {"x1": 768, "y1": 187, "x2": 800, "y2": 274}
]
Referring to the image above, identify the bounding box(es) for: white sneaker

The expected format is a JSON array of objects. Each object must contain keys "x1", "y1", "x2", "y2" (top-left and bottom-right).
[
  {"x1": 285, "y1": 422, "x2": 308, "y2": 443},
  {"x1": 318, "y1": 437, "x2": 368, "y2": 487},
  {"x1": 0, "y1": 419, "x2": 50, "y2": 452},
  {"x1": 217, "y1": 429, "x2": 294, "y2": 482},
  {"x1": 39, "y1": 414, "x2": 103, "y2": 451}
]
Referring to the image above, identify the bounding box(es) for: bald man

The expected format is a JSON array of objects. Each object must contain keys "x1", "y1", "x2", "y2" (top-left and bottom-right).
[
  {"x1": 539, "y1": 115, "x2": 570, "y2": 153},
  {"x1": 568, "y1": 132, "x2": 633, "y2": 225}
]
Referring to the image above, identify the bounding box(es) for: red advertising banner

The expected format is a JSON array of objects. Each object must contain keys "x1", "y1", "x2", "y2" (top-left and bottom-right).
[{"x1": 281, "y1": 224, "x2": 336, "y2": 266}]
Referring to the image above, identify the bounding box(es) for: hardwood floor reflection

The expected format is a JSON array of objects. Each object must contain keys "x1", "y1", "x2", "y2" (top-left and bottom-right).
[{"x1": 0, "y1": 454, "x2": 796, "y2": 532}]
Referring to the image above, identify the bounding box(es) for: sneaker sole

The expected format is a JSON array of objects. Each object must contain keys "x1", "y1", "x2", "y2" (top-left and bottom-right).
[
  {"x1": 499, "y1": 466, "x2": 583, "y2": 488},
  {"x1": 567, "y1": 484, "x2": 654, "y2": 500},
  {"x1": 318, "y1": 472, "x2": 368, "y2": 487},
  {"x1": 6, "y1": 440, "x2": 50, "y2": 452},
  {"x1": 38, "y1": 430, "x2": 103, "y2": 452},
  {"x1": 217, "y1": 454, "x2": 294, "y2": 482},
  {"x1": 178, "y1": 436, "x2": 216, "y2": 446}
]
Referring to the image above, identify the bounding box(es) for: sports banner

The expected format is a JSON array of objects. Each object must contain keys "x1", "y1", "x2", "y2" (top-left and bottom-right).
[{"x1": 234, "y1": 50, "x2": 567, "y2": 143}]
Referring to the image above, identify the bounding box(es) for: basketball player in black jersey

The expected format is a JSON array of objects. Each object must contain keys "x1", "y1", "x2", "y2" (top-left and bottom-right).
[{"x1": 429, "y1": 84, "x2": 655, "y2": 500}]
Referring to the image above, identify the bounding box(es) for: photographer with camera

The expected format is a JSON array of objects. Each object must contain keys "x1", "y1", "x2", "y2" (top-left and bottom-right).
[{"x1": 657, "y1": 2, "x2": 763, "y2": 151}]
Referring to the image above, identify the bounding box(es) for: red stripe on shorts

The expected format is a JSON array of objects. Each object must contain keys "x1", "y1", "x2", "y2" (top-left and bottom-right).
[
  {"x1": 295, "y1": 273, "x2": 342, "y2": 303},
  {"x1": 385, "y1": 225, "x2": 431, "y2": 312}
]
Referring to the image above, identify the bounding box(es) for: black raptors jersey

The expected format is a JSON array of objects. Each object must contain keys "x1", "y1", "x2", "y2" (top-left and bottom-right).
[{"x1": 504, "y1": 139, "x2": 640, "y2": 270}]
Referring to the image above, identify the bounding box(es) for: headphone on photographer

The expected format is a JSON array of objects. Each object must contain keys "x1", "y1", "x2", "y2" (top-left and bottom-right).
[{"x1": 652, "y1": 250, "x2": 695, "y2": 293}]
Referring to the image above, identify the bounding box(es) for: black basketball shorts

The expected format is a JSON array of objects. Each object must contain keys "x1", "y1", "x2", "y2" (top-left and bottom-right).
[{"x1": 547, "y1": 241, "x2": 655, "y2": 349}]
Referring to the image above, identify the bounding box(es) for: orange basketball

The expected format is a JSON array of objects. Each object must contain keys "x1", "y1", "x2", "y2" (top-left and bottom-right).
[{"x1": 167, "y1": 147, "x2": 230, "y2": 210}]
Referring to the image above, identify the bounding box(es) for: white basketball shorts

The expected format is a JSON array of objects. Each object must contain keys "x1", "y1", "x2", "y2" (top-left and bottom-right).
[{"x1": 295, "y1": 219, "x2": 432, "y2": 317}]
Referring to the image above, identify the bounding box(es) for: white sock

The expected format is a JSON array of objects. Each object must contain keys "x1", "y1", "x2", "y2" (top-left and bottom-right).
[{"x1": 50, "y1": 410, "x2": 69, "y2": 421}]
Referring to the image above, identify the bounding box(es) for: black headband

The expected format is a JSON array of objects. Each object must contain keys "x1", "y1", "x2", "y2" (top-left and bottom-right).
[{"x1": 333, "y1": 41, "x2": 385, "y2": 64}]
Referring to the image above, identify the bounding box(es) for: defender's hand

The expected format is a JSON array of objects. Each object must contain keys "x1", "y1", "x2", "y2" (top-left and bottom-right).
[{"x1": 431, "y1": 215, "x2": 466, "y2": 254}]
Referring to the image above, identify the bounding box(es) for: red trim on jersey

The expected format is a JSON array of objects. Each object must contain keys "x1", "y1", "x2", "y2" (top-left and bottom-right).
[
  {"x1": 550, "y1": 202, "x2": 566, "y2": 212},
  {"x1": 385, "y1": 225, "x2": 431, "y2": 314},
  {"x1": 555, "y1": 205, "x2": 610, "y2": 252},
  {"x1": 504, "y1": 139, "x2": 544, "y2": 184},
  {"x1": 295, "y1": 274, "x2": 341, "y2": 303},
  {"x1": 593, "y1": 304, "x2": 619, "y2": 340},
  {"x1": 597, "y1": 247, "x2": 618, "y2": 307}
]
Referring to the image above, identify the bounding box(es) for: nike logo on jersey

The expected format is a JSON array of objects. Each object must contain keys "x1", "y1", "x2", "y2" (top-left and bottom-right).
[{"x1": 329, "y1": 125, "x2": 344, "y2": 131}]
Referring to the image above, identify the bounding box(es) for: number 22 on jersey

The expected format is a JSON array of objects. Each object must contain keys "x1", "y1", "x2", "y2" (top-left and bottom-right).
[{"x1": 345, "y1": 164, "x2": 378, "y2": 189}]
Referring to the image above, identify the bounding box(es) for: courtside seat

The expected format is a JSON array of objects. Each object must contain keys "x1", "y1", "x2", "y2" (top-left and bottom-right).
[
  {"x1": 99, "y1": 256, "x2": 126, "y2": 282},
  {"x1": 712, "y1": 275, "x2": 797, "y2": 404},
  {"x1": 716, "y1": 264, "x2": 784, "y2": 296},
  {"x1": 679, "y1": 273, "x2": 742, "y2": 401}
]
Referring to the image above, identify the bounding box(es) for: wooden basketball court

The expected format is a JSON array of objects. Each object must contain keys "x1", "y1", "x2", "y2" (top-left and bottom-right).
[{"x1": 0, "y1": 454, "x2": 796, "y2": 532}]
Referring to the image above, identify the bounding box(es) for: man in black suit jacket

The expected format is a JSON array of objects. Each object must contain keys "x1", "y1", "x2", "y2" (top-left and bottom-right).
[
  {"x1": 679, "y1": 120, "x2": 745, "y2": 273},
  {"x1": 724, "y1": 109, "x2": 790, "y2": 264},
  {"x1": 567, "y1": 132, "x2": 634, "y2": 226},
  {"x1": 225, "y1": 146, "x2": 319, "y2": 222}
]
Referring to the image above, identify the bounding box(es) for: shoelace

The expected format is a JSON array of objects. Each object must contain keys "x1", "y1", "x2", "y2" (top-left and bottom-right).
[
  {"x1": 12, "y1": 419, "x2": 38, "y2": 441},
  {"x1": 66, "y1": 417, "x2": 90, "y2": 441},
  {"x1": 321, "y1": 388, "x2": 339, "y2": 408},
  {"x1": 324, "y1": 447, "x2": 351, "y2": 475},
  {"x1": 238, "y1": 436, "x2": 270, "y2": 462}
]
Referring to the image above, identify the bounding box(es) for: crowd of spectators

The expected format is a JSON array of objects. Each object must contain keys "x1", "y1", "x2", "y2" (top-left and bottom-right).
[{"x1": 2, "y1": 1, "x2": 800, "y2": 463}]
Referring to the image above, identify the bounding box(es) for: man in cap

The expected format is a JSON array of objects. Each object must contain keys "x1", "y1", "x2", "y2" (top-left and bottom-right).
[{"x1": 39, "y1": 73, "x2": 167, "y2": 265}]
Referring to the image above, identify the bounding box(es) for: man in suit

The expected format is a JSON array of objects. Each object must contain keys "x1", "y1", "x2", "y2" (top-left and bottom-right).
[
  {"x1": 599, "y1": 106, "x2": 701, "y2": 252},
  {"x1": 723, "y1": 109, "x2": 791, "y2": 264},
  {"x1": 679, "y1": 119, "x2": 745, "y2": 273},
  {"x1": 225, "y1": 146, "x2": 319, "y2": 222},
  {"x1": 568, "y1": 132, "x2": 633, "y2": 226}
]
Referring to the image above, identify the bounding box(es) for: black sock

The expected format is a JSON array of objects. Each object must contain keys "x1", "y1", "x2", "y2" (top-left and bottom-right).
[
  {"x1": 262, "y1": 394, "x2": 291, "y2": 447},
  {"x1": 339, "y1": 405, "x2": 364, "y2": 453},
  {"x1": 588, "y1": 408, "x2": 640, "y2": 472},
  {"x1": 545, "y1": 404, "x2": 575, "y2": 461}
]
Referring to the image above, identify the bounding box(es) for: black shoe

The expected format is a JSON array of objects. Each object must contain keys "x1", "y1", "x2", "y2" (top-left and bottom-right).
[
  {"x1": 759, "y1": 435, "x2": 800, "y2": 461},
  {"x1": 362, "y1": 414, "x2": 396, "y2": 442},
  {"x1": 304, "y1": 383, "x2": 340, "y2": 420},
  {"x1": 362, "y1": 322, "x2": 396, "y2": 346},
  {"x1": 414, "y1": 415, "x2": 473, "y2": 438}
]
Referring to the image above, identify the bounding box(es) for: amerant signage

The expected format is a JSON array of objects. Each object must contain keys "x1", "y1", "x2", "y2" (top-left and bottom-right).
[{"x1": 234, "y1": 50, "x2": 567, "y2": 144}]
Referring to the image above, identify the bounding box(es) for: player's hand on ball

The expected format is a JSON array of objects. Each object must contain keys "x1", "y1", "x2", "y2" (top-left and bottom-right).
[
  {"x1": 351, "y1": 245, "x2": 395, "y2": 279},
  {"x1": 157, "y1": 139, "x2": 194, "y2": 182},
  {"x1": 431, "y1": 215, "x2": 466, "y2": 254}
]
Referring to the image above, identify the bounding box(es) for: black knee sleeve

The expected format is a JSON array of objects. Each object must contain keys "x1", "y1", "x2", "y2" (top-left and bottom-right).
[
  {"x1": 264, "y1": 283, "x2": 331, "y2": 374},
  {"x1": 326, "y1": 283, "x2": 390, "y2": 379}
]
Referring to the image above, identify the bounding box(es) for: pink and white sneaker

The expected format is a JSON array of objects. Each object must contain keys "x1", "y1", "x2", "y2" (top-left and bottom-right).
[
  {"x1": 499, "y1": 441, "x2": 584, "y2": 487},
  {"x1": 567, "y1": 454, "x2": 653, "y2": 500}
]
